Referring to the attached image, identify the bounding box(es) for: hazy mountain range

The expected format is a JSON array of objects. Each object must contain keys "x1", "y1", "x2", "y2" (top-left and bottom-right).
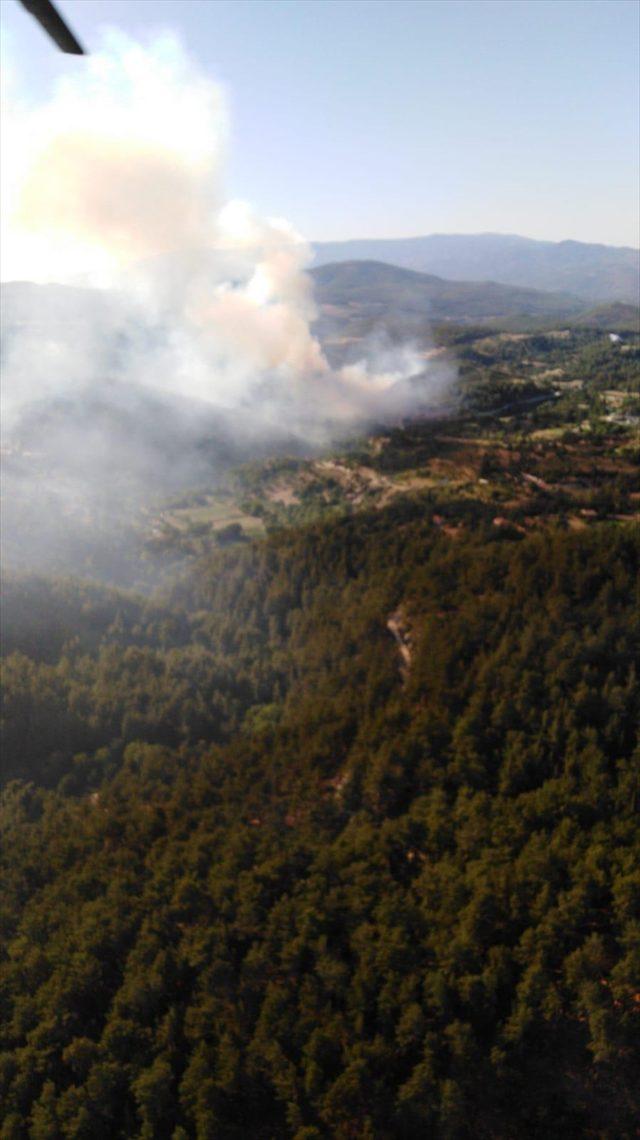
[
  {"x1": 313, "y1": 233, "x2": 639, "y2": 305},
  {"x1": 310, "y1": 260, "x2": 639, "y2": 351}
]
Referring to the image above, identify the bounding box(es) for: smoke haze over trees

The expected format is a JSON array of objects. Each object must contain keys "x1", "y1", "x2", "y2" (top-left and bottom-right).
[{"x1": 0, "y1": 32, "x2": 457, "y2": 580}]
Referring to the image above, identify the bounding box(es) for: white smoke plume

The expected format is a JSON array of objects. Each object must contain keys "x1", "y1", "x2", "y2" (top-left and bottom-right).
[
  {"x1": 1, "y1": 30, "x2": 443, "y2": 419},
  {"x1": 2, "y1": 33, "x2": 324, "y2": 411},
  {"x1": 1, "y1": 31, "x2": 450, "y2": 578}
]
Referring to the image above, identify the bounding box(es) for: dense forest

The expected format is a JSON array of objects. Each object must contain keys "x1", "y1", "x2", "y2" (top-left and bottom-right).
[{"x1": 2, "y1": 502, "x2": 639, "y2": 1137}]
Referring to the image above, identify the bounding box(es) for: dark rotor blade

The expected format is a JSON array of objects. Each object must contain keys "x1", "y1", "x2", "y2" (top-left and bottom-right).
[{"x1": 19, "y1": 0, "x2": 86, "y2": 54}]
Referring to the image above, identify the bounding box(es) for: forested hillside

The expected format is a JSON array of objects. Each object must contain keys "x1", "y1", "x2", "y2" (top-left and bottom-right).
[{"x1": 2, "y1": 511, "x2": 639, "y2": 1138}]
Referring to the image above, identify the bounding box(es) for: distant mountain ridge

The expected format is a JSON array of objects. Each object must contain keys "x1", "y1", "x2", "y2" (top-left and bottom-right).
[{"x1": 313, "y1": 233, "x2": 640, "y2": 304}]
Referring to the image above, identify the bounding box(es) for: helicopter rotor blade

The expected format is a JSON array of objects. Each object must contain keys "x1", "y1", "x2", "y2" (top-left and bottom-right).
[{"x1": 19, "y1": 0, "x2": 86, "y2": 55}]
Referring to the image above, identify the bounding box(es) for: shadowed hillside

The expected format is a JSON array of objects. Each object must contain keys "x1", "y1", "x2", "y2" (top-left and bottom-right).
[{"x1": 310, "y1": 260, "x2": 586, "y2": 325}]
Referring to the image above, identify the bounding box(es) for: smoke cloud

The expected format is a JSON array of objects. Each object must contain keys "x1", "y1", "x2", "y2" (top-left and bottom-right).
[{"x1": 1, "y1": 31, "x2": 451, "y2": 579}]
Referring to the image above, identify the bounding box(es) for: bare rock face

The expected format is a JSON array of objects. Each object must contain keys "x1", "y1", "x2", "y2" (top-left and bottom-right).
[{"x1": 387, "y1": 607, "x2": 413, "y2": 680}]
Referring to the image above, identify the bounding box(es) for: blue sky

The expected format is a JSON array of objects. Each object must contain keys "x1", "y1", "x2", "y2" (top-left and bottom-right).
[{"x1": 2, "y1": 0, "x2": 639, "y2": 246}]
